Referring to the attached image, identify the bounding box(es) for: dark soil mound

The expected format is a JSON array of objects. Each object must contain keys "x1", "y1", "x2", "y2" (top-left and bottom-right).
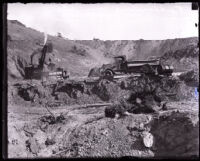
[{"x1": 150, "y1": 110, "x2": 199, "y2": 157}]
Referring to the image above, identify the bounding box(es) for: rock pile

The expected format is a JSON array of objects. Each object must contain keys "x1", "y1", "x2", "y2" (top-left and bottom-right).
[{"x1": 8, "y1": 72, "x2": 197, "y2": 108}]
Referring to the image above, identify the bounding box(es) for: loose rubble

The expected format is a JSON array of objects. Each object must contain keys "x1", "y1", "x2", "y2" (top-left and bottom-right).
[
  {"x1": 7, "y1": 19, "x2": 199, "y2": 158},
  {"x1": 8, "y1": 73, "x2": 197, "y2": 108},
  {"x1": 7, "y1": 73, "x2": 199, "y2": 158}
]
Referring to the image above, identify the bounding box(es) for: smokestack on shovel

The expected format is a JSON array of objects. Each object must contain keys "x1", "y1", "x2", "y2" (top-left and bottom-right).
[
  {"x1": 43, "y1": 32, "x2": 48, "y2": 46},
  {"x1": 42, "y1": 33, "x2": 53, "y2": 53}
]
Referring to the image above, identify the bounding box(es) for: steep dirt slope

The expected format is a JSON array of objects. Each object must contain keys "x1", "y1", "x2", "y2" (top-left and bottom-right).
[
  {"x1": 161, "y1": 44, "x2": 199, "y2": 72},
  {"x1": 7, "y1": 68, "x2": 199, "y2": 158},
  {"x1": 7, "y1": 20, "x2": 198, "y2": 80},
  {"x1": 76, "y1": 38, "x2": 198, "y2": 60},
  {"x1": 7, "y1": 20, "x2": 109, "y2": 79},
  {"x1": 76, "y1": 38, "x2": 199, "y2": 74}
]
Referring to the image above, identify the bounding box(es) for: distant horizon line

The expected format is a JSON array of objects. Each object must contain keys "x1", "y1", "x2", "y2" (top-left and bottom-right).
[{"x1": 7, "y1": 19, "x2": 198, "y2": 41}]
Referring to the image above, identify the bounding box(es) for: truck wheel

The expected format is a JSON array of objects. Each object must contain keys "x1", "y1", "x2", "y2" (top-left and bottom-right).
[
  {"x1": 105, "y1": 69, "x2": 114, "y2": 76},
  {"x1": 104, "y1": 69, "x2": 114, "y2": 80}
]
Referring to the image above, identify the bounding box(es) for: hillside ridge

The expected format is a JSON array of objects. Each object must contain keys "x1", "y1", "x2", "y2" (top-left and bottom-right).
[{"x1": 7, "y1": 20, "x2": 199, "y2": 79}]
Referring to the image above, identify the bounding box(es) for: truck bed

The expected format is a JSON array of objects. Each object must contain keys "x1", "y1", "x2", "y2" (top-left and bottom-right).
[{"x1": 127, "y1": 59, "x2": 160, "y2": 67}]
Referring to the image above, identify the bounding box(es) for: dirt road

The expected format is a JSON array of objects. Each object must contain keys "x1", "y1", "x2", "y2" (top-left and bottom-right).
[{"x1": 8, "y1": 100, "x2": 199, "y2": 158}]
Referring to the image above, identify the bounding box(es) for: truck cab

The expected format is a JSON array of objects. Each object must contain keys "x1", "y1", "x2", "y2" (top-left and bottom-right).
[{"x1": 113, "y1": 55, "x2": 127, "y2": 72}]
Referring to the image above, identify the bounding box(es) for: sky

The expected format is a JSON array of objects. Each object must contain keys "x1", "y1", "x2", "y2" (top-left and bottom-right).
[{"x1": 7, "y1": 3, "x2": 199, "y2": 40}]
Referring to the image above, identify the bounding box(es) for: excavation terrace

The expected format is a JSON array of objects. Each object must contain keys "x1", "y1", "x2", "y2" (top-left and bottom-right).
[
  {"x1": 7, "y1": 72, "x2": 199, "y2": 158},
  {"x1": 7, "y1": 19, "x2": 199, "y2": 158}
]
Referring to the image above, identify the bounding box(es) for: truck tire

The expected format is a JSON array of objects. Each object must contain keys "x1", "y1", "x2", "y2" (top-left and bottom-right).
[
  {"x1": 104, "y1": 69, "x2": 114, "y2": 76},
  {"x1": 103, "y1": 69, "x2": 114, "y2": 80}
]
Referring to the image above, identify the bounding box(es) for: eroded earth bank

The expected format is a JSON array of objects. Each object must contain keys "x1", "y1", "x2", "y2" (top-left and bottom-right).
[
  {"x1": 8, "y1": 72, "x2": 199, "y2": 158},
  {"x1": 7, "y1": 20, "x2": 199, "y2": 158}
]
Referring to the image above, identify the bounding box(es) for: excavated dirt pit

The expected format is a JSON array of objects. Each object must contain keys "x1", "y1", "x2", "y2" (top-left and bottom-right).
[
  {"x1": 8, "y1": 74, "x2": 197, "y2": 107},
  {"x1": 7, "y1": 74, "x2": 199, "y2": 158}
]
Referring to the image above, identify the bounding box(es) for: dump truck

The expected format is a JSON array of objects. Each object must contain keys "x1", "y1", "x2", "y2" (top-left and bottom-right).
[
  {"x1": 24, "y1": 35, "x2": 69, "y2": 81},
  {"x1": 101, "y1": 55, "x2": 173, "y2": 77}
]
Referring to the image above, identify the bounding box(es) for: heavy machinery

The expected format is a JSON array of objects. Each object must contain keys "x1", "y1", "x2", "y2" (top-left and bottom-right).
[
  {"x1": 101, "y1": 55, "x2": 173, "y2": 77},
  {"x1": 24, "y1": 35, "x2": 69, "y2": 81}
]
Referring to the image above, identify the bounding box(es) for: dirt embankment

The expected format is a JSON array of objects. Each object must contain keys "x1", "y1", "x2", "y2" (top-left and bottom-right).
[
  {"x1": 8, "y1": 73, "x2": 199, "y2": 158},
  {"x1": 59, "y1": 109, "x2": 199, "y2": 158},
  {"x1": 7, "y1": 20, "x2": 198, "y2": 80},
  {"x1": 76, "y1": 38, "x2": 198, "y2": 61},
  {"x1": 8, "y1": 73, "x2": 197, "y2": 108},
  {"x1": 8, "y1": 101, "x2": 199, "y2": 158},
  {"x1": 150, "y1": 110, "x2": 199, "y2": 158},
  {"x1": 7, "y1": 20, "x2": 199, "y2": 159},
  {"x1": 161, "y1": 44, "x2": 199, "y2": 72}
]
